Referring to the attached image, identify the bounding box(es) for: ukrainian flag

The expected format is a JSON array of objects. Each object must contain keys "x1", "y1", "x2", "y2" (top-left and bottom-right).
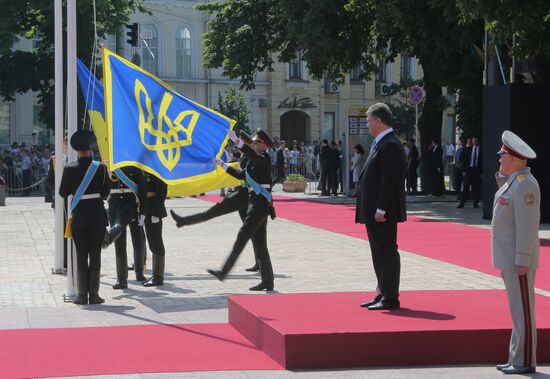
[
  {"x1": 76, "y1": 58, "x2": 243, "y2": 196},
  {"x1": 102, "y1": 48, "x2": 233, "y2": 185}
]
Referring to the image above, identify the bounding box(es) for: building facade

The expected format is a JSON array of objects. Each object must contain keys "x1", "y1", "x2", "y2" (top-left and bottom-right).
[{"x1": 2, "y1": 0, "x2": 441, "y2": 155}]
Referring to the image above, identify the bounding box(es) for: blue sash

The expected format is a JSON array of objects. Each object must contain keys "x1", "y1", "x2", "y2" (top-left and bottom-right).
[
  {"x1": 69, "y1": 160, "x2": 100, "y2": 214},
  {"x1": 114, "y1": 169, "x2": 138, "y2": 192},
  {"x1": 245, "y1": 171, "x2": 272, "y2": 203}
]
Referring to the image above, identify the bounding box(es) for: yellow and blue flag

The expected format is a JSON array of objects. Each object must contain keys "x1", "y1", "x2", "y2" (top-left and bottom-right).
[
  {"x1": 76, "y1": 58, "x2": 243, "y2": 196},
  {"x1": 102, "y1": 48, "x2": 234, "y2": 185}
]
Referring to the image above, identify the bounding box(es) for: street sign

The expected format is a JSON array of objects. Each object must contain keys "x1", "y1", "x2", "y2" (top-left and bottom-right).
[{"x1": 409, "y1": 85, "x2": 424, "y2": 105}]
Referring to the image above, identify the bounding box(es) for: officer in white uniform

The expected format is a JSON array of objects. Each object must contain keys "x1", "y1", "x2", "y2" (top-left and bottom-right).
[{"x1": 492, "y1": 130, "x2": 540, "y2": 375}]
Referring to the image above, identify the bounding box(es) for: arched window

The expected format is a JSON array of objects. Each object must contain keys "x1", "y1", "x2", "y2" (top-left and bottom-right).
[
  {"x1": 140, "y1": 24, "x2": 159, "y2": 75},
  {"x1": 175, "y1": 26, "x2": 192, "y2": 78}
]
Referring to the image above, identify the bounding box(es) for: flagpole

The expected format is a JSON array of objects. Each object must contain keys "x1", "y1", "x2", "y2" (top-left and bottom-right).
[
  {"x1": 53, "y1": 0, "x2": 64, "y2": 274},
  {"x1": 65, "y1": 0, "x2": 78, "y2": 300}
]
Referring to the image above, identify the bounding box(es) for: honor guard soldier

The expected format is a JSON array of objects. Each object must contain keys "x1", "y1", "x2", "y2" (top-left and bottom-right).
[
  {"x1": 170, "y1": 131, "x2": 260, "y2": 272},
  {"x1": 142, "y1": 172, "x2": 168, "y2": 287},
  {"x1": 103, "y1": 166, "x2": 148, "y2": 289},
  {"x1": 493, "y1": 131, "x2": 540, "y2": 375},
  {"x1": 59, "y1": 130, "x2": 110, "y2": 305},
  {"x1": 208, "y1": 128, "x2": 276, "y2": 291}
]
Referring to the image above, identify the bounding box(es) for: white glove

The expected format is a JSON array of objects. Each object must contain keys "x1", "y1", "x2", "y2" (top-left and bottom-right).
[
  {"x1": 138, "y1": 214, "x2": 146, "y2": 227},
  {"x1": 217, "y1": 159, "x2": 229, "y2": 171},
  {"x1": 151, "y1": 216, "x2": 160, "y2": 224},
  {"x1": 227, "y1": 129, "x2": 238, "y2": 142}
]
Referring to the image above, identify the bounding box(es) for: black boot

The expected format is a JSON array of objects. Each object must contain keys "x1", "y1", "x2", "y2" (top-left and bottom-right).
[
  {"x1": 112, "y1": 254, "x2": 128, "y2": 290},
  {"x1": 88, "y1": 270, "x2": 105, "y2": 304},
  {"x1": 73, "y1": 269, "x2": 89, "y2": 305},
  {"x1": 170, "y1": 210, "x2": 208, "y2": 228},
  {"x1": 143, "y1": 255, "x2": 164, "y2": 287},
  {"x1": 103, "y1": 224, "x2": 123, "y2": 248}
]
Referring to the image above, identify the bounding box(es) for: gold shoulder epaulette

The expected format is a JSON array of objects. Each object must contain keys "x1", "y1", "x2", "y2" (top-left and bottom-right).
[{"x1": 516, "y1": 174, "x2": 526, "y2": 183}]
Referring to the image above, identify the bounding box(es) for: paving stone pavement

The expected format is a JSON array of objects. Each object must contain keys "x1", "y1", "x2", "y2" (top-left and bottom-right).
[{"x1": 1, "y1": 189, "x2": 549, "y2": 378}]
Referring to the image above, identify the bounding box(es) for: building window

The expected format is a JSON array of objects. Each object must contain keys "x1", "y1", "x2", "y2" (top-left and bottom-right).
[
  {"x1": 175, "y1": 26, "x2": 192, "y2": 78},
  {"x1": 0, "y1": 102, "x2": 9, "y2": 145},
  {"x1": 376, "y1": 59, "x2": 387, "y2": 82},
  {"x1": 33, "y1": 105, "x2": 49, "y2": 144},
  {"x1": 140, "y1": 24, "x2": 159, "y2": 75},
  {"x1": 323, "y1": 112, "x2": 335, "y2": 142},
  {"x1": 289, "y1": 51, "x2": 304, "y2": 79},
  {"x1": 350, "y1": 65, "x2": 363, "y2": 83},
  {"x1": 400, "y1": 53, "x2": 411, "y2": 82}
]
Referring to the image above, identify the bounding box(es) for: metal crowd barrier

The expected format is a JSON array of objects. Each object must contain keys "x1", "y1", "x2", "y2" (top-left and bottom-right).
[{"x1": 1, "y1": 167, "x2": 47, "y2": 197}]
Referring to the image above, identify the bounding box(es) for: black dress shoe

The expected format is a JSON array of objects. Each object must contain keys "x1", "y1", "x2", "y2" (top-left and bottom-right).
[
  {"x1": 73, "y1": 294, "x2": 88, "y2": 305},
  {"x1": 245, "y1": 264, "x2": 259, "y2": 272},
  {"x1": 496, "y1": 363, "x2": 511, "y2": 371},
  {"x1": 128, "y1": 264, "x2": 135, "y2": 271},
  {"x1": 367, "y1": 300, "x2": 400, "y2": 310},
  {"x1": 143, "y1": 277, "x2": 163, "y2": 287},
  {"x1": 207, "y1": 269, "x2": 225, "y2": 282},
  {"x1": 249, "y1": 283, "x2": 274, "y2": 291},
  {"x1": 88, "y1": 294, "x2": 105, "y2": 304},
  {"x1": 112, "y1": 281, "x2": 128, "y2": 290},
  {"x1": 135, "y1": 273, "x2": 147, "y2": 282},
  {"x1": 170, "y1": 210, "x2": 185, "y2": 228},
  {"x1": 501, "y1": 366, "x2": 536, "y2": 375},
  {"x1": 360, "y1": 294, "x2": 382, "y2": 308}
]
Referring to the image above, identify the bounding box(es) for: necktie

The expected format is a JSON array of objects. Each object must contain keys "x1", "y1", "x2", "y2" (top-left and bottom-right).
[{"x1": 472, "y1": 147, "x2": 477, "y2": 167}]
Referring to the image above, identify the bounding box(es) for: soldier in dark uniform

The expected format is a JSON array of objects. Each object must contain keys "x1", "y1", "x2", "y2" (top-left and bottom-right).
[
  {"x1": 208, "y1": 128, "x2": 275, "y2": 291},
  {"x1": 142, "y1": 172, "x2": 168, "y2": 287},
  {"x1": 59, "y1": 130, "x2": 110, "y2": 305},
  {"x1": 170, "y1": 132, "x2": 260, "y2": 272},
  {"x1": 103, "y1": 166, "x2": 148, "y2": 289}
]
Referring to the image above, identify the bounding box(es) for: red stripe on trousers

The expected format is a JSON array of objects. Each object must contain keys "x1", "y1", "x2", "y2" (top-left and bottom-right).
[{"x1": 519, "y1": 274, "x2": 532, "y2": 367}]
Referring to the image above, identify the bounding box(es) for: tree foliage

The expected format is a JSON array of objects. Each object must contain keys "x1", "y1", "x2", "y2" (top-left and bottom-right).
[
  {"x1": 0, "y1": 0, "x2": 146, "y2": 128},
  {"x1": 217, "y1": 88, "x2": 250, "y2": 135},
  {"x1": 197, "y1": 0, "x2": 483, "y2": 192}
]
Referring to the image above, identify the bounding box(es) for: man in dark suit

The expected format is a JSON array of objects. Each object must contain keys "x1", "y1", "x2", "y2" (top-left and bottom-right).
[
  {"x1": 59, "y1": 129, "x2": 111, "y2": 305},
  {"x1": 407, "y1": 138, "x2": 419, "y2": 194},
  {"x1": 275, "y1": 140, "x2": 286, "y2": 184},
  {"x1": 355, "y1": 103, "x2": 407, "y2": 310},
  {"x1": 429, "y1": 138, "x2": 445, "y2": 196},
  {"x1": 142, "y1": 172, "x2": 168, "y2": 287},
  {"x1": 209, "y1": 128, "x2": 275, "y2": 291},
  {"x1": 458, "y1": 136, "x2": 482, "y2": 208},
  {"x1": 319, "y1": 139, "x2": 332, "y2": 196}
]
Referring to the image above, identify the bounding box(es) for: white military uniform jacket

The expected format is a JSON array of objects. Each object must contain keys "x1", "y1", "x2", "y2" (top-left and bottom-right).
[{"x1": 491, "y1": 167, "x2": 540, "y2": 270}]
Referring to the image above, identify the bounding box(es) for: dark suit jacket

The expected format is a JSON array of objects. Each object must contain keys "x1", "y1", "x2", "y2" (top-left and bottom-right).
[
  {"x1": 430, "y1": 145, "x2": 444, "y2": 170},
  {"x1": 144, "y1": 172, "x2": 167, "y2": 219},
  {"x1": 460, "y1": 145, "x2": 482, "y2": 173},
  {"x1": 319, "y1": 145, "x2": 332, "y2": 169},
  {"x1": 226, "y1": 144, "x2": 272, "y2": 214},
  {"x1": 59, "y1": 157, "x2": 110, "y2": 228},
  {"x1": 355, "y1": 131, "x2": 407, "y2": 224}
]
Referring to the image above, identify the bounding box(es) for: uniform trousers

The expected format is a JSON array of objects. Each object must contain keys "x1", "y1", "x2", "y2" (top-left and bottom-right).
[
  {"x1": 129, "y1": 220, "x2": 146, "y2": 271},
  {"x1": 144, "y1": 219, "x2": 165, "y2": 257},
  {"x1": 365, "y1": 221, "x2": 400, "y2": 301},
  {"x1": 221, "y1": 212, "x2": 273, "y2": 285},
  {"x1": 109, "y1": 200, "x2": 139, "y2": 282},
  {"x1": 502, "y1": 270, "x2": 537, "y2": 367},
  {"x1": 72, "y1": 221, "x2": 104, "y2": 273}
]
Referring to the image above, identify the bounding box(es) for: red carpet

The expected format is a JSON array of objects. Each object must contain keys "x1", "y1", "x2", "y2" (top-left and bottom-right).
[
  {"x1": 0, "y1": 323, "x2": 282, "y2": 378},
  {"x1": 229, "y1": 290, "x2": 550, "y2": 369},
  {"x1": 199, "y1": 195, "x2": 550, "y2": 291}
]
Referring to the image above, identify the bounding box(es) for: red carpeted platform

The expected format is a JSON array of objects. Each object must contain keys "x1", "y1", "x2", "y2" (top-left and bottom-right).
[
  {"x1": 0, "y1": 323, "x2": 283, "y2": 379},
  {"x1": 229, "y1": 290, "x2": 550, "y2": 369},
  {"x1": 199, "y1": 195, "x2": 550, "y2": 291}
]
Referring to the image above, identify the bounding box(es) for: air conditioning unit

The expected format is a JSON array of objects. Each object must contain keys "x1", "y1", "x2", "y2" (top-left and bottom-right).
[
  {"x1": 325, "y1": 81, "x2": 340, "y2": 94},
  {"x1": 376, "y1": 82, "x2": 391, "y2": 96}
]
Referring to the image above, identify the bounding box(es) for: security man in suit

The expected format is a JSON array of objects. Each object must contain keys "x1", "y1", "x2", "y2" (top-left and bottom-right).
[
  {"x1": 170, "y1": 132, "x2": 260, "y2": 272},
  {"x1": 208, "y1": 128, "x2": 275, "y2": 291},
  {"x1": 458, "y1": 136, "x2": 482, "y2": 208},
  {"x1": 103, "y1": 166, "x2": 148, "y2": 289},
  {"x1": 142, "y1": 172, "x2": 168, "y2": 287},
  {"x1": 492, "y1": 131, "x2": 540, "y2": 375},
  {"x1": 356, "y1": 103, "x2": 406, "y2": 310},
  {"x1": 59, "y1": 129, "x2": 110, "y2": 305}
]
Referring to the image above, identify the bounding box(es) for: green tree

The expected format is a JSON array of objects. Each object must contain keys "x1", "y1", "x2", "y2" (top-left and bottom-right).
[
  {"x1": 217, "y1": 88, "x2": 250, "y2": 135},
  {"x1": 197, "y1": 0, "x2": 482, "y2": 192},
  {"x1": 0, "y1": 0, "x2": 146, "y2": 129}
]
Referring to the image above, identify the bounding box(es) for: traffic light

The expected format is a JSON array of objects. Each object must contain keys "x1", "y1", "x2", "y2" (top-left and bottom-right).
[{"x1": 126, "y1": 23, "x2": 138, "y2": 47}]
